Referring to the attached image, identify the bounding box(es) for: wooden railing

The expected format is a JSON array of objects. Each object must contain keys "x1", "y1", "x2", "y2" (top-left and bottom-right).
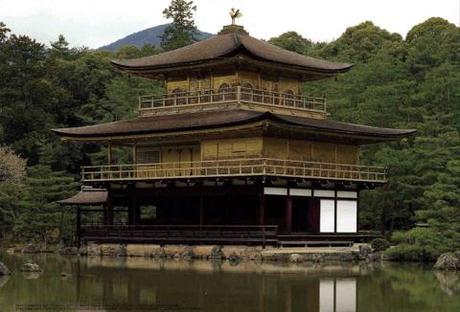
[
  {"x1": 81, "y1": 158, "x2": 386, "y2": 183},
  {"x1": 138, "y1": 86, "x2": 326, "y2": 115},
  {"x1": 80, "y1": 225, "x2": 279, "y2": 246}
]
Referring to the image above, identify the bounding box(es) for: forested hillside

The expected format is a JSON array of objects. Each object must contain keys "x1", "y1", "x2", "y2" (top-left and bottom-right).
[
  {"x1": 0, "y1": 18, "x2": 458, "y2": 260},
  {"x1": 98, "y1": 24, "x2": 212, "y2": 52}
]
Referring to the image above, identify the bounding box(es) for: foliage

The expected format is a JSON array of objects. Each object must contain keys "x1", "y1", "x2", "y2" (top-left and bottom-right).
[
  {"x1": 385, "y1": 244, "x2": 438, "y2": 262},
  {"x1": 14, "y1": 165, "x2": 78, "y2": 244},
  {"x1": 268, "y1": 31, "x2": 313, "y2": 54},
  {"x1": 371, "y1": 238, "x2": 390, "y2": 251},
  {"x1": 0, "y1": 146, "x2": 26, "y2": 184},
  {"x1": 0, "y1": 23, "x2": 162, "y2": 242},
  {"x1": 161, "y1": 0, "x2": 198, "y2": 51},
  {"x1": 0, "y1": 147, "x2": 26, "y2": 238}
]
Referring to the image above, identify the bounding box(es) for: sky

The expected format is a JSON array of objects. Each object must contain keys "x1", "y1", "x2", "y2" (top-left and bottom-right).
[{"x1": 0, "y1": 0, "x2": 458, "y2": 48}]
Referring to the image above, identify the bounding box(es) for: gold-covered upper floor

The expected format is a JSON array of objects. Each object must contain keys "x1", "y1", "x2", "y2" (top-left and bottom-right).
[{"x1": 139, "y1": 86, "x2": 327, "y2": 118}]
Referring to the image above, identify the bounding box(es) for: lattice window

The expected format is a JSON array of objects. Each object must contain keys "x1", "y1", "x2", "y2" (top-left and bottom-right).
[{"x1": 137, "y1": 150, "x2": 161, "y2": 164}]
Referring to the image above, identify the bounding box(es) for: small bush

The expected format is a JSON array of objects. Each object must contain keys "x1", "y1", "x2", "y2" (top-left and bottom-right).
[
  {"x1": 371, "y1": 238, "x2": 390, "y2": 251},
  {"x1": 384, "y1": 244, "x2": 437, "y2": 262},
  {"x1": 390, "y1": 231, "x2": 407, "y2": 244}
]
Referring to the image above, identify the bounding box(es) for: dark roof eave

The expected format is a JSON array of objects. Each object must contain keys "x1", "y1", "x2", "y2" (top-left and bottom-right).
[
  {"x1": 52, "y1": 111, "x2": 416, "y2": 142},
  {"x1": 111, "y1": 56, "x2": 353, "y2": 76}
]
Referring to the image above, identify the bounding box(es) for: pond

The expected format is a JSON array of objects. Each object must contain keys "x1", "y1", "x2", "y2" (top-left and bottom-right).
[{"x1": 0, "y1": 252, "x2": 459, "y2": 311}]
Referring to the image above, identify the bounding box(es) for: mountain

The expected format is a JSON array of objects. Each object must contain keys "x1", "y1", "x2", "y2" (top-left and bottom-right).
[{"x1": 99, "y1": 24, "x2": 213, "y2": 52}]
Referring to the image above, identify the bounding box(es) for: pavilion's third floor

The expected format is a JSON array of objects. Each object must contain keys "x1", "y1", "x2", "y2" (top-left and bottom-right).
[{"x1": 138, "y1": 69, "x2": 327, "y2": 119}]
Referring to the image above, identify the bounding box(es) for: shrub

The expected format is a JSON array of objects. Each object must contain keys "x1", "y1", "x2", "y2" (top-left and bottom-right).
[
  {"x1": 390, "y1": 231, "x2": 407, "y2": 244},
  {"x1": 371, "y1": 238, "x2": 390, "y2": 251},
  {"x1": 384, "y1": 244, "x2": 438, "y2": 262}
]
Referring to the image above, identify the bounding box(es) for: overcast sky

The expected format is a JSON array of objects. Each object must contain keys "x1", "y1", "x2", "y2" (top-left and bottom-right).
[{"x1": 0, "y1": 0, "x2": 458, "y2": 48}]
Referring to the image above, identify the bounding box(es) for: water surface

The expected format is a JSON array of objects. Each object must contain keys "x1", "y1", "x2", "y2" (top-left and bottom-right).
[{"x1": 0, "y1": 252, "x2": 459, "y2": 311}]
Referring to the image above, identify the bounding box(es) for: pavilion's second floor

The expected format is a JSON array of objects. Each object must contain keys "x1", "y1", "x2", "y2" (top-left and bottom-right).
[
  {"x1": 52, "y1": 109, "x2": 416, "y2": 185},
  {"x1": 80, "y1": 136, "x2": 385, "y2": 184}
]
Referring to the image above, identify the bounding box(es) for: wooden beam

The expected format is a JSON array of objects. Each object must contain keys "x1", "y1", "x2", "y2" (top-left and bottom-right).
[
  {"x1": 107, "y1": 144, "x2": 112, "y2": 165},
  {"x1": 258, "y1": 191, "x2": 265, "y2": 226},
  {"x1": 132, "y1": 144, "x2": 137, "y2": 164},
  {"x1": 76, "y1": 205, "x2": 81, "y2": 248},
  {"x1": 285, "y1": 193, "x2": 293, "y2": 233}
]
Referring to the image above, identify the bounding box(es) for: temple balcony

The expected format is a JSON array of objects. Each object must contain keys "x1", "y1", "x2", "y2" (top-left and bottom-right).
[
  {"x1": 81, "y1": 158, "x2": 386, "y2": 183},
  {"x1": 138, "y1": 86, "x2": 327, "y2": 118}
]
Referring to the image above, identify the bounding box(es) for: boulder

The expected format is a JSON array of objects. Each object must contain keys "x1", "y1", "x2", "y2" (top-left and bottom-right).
[
  {"x1": 22, "y1": 243, "x2": 40, "y2": 254},
  {"x1": 20, "y1": 263, "x2": 43, "y2": 273},
  {"x1": 433, "y1": 252, "x2": 460, "y2": 271},
  {"x1": 359, "y1": 245, "x2": 372, "y2": 258},
  {"x1": 181, "y1": 246, "x2": 195, "y2": 260},
  {"x1": 100, "y1": 244, "x2": 127, "y2": 257},
  {"x1": 209, "y1": 245, "x2": 225, "y2": 260},
  {"x1": 58, "y1": 247, "x2": 79, "y2": 256},
  {"x1": 289, "y1": 253, "x2": 304, "y2": 263},
  {"x1": 367, "y1": 252, "x2": 383, "y2": 262},
  {"x1": 152, "y1": 247, "x2": 167, "y2": 259},
  {"x1": 227, "y1": 252, "x2": 241, "y2": 264},
  {"x1": 0, "y1": 262, "x2": 11, "y2": 275}
]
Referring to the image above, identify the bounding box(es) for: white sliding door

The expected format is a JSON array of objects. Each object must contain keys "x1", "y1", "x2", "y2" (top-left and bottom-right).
[
  {"x1": 336, "y1": 200, "x2": 357, "y2": 233},
  {"x1": 320, "y1": 199, "x2": 335, "y2": 233}
]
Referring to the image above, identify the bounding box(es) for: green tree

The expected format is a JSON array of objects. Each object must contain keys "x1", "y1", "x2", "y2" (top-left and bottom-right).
[
  {"x1": 15, "y1": 165, "x2": 78, "y2": 244},
  {"x1": 269, "y1": 31, "x2": 313, "y2": 54},
  {"x1": 161, "y1": 0, "x2": 197, "y2": 51},
  {"x1": 0, "y1": 147, "x2": 26, "y2": 239}
]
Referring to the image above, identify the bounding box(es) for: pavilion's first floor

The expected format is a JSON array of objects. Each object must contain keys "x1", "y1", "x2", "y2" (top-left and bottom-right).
[{"x1": 60, "y1": 178, "x2": 380, "y2": 246}]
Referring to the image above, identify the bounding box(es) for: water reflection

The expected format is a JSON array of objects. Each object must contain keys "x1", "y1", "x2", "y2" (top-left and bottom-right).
[
  {"x1": 81, "y1": 258, "x2": 359, "y2": 312},
  {"x1": 0, "y1": 253, "x2": 459, "y2": 312}
]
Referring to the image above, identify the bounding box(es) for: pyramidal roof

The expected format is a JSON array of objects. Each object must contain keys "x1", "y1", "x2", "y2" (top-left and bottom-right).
[{"x1": 111, "y1": 24, "x2": 352, "y2": 79}]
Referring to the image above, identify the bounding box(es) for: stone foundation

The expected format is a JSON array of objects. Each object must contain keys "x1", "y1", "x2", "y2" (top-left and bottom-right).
[{"x1": 76, "y1": 243, "x2": 370, "y2": 263}]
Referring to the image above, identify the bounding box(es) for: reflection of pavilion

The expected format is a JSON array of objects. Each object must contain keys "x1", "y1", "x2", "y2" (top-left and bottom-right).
[
  {"x1": 320, "y1": 279, "x2": 357, "y2": 312},
  {"x1": 76, "y1": 260, "x2": 357, "y2": 312}
]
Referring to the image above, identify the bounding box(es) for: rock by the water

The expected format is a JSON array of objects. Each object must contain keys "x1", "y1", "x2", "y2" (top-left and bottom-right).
[
  {"x1": 227, "y1": 252, "x2": 241, "y2": 263},
  {"x1": 181, "y1": 246, "x2": 195, "y2": 260},
  {"x1": 359, "y1": 245, "x2": 372, "y2": 258},
  {"x1": 289, "y1": 253, "x2": 304, "y2": 263},
  {"x1": 366, "y1": 252, "x2": 383, "y2": 262},
  {"x1": 22, "y1": 243, "x2": 40, "y2": 254},
  {"x1": 58, "y1": 247, "x2": 79, "y2": 256},
  {"x1": 152, "y1": 247, "x2": 167, "y2": 259},
  {"x1": 209, "y1": 245, "x2": 225, "y2": 260},
  {"x1": 0, "y1": 262, "x2": 11, "y2": 275},
  {"x1": 433, "y1": 252, "x2": 460, "y2": 271},
  {"x1": 20, "y1": 263, "x2": 43, "y2": 273}
]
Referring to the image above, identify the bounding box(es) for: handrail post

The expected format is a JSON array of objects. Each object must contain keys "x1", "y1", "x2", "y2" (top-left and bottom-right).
[
  {"x1": 236, "y1": 85, "x2": 241, "y2": 103},
  {"x1": 324, "y1": 95, "x2": 327, "y2": 113}
]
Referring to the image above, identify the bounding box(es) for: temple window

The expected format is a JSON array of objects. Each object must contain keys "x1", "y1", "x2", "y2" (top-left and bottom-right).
[{"x1": 137, "y1": 149, "x2": 161, "y2": 164}]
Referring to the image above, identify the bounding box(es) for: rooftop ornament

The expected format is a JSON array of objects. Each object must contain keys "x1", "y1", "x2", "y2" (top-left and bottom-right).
[{"x1": 230, "y1": 8, "x2": 242, "y2": 25}]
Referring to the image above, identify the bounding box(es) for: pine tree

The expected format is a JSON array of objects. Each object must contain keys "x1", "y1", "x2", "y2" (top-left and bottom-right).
[{"x1": 161, "y1": 0, "x2": 197, "y2": 51}]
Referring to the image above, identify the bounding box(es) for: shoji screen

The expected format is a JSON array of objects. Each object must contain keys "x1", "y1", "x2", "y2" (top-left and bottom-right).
[{"x1": 336, "y1": 200, "x2": 357, "y2": 233}]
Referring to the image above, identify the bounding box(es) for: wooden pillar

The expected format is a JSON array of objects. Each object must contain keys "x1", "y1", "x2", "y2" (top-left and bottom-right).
[
  {"x1": 104, "y1": 198, "x2": 113, "y2": 225},
  {"x1": 76, "y1": 205, "x2": 81, "y2": 248},
  {"x1": 107, "y1": 144, "x2": 112, "y2": 165},
  {"x1": 285, "y1": 193, "x2": 293, "y2": 233},
  {"x1": 258, "y1": 192, "x2": 265, "y2": 226},
  {"x1": 132, "y1": 144, "x2": 137, "y2": 164},
  {"x1": 128, "y1": 185, "x2": 137, "y2": 225},
  {"x1": 199, "y1": 193, "x2": 204, "y2": 228},
  {"x1": 103, "y1": 203, "x2": 108, "y2": 225}
]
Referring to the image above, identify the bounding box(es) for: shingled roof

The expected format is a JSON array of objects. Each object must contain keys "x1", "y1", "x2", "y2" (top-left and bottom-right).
[
  {"x1": 57, "y1": 188, "x2": 108, "y2": 206},
  {"x1": 111, "y1": 25, "x2": 352, "y2": 79},
  {"x1": 52, "y1": 110, "x2": 416, "y2": 143}
]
